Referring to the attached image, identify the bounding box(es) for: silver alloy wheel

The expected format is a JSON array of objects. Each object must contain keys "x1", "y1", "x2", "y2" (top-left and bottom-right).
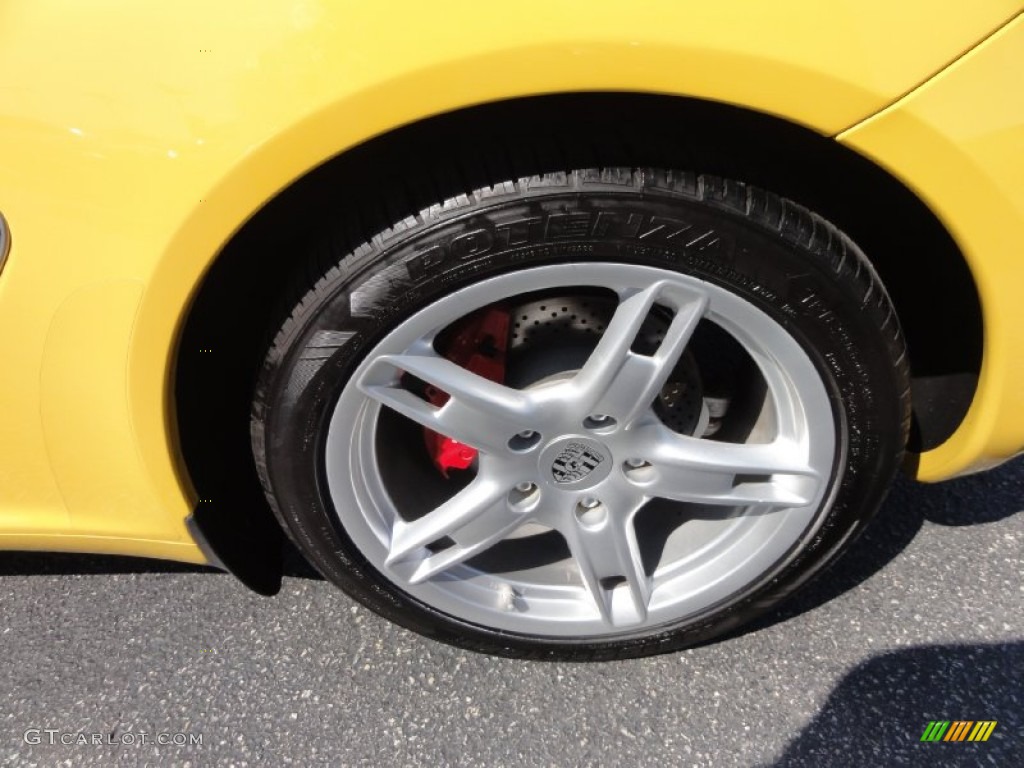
[{"x1": 325, "y1": 263, "x2": 836, "y2": 637}]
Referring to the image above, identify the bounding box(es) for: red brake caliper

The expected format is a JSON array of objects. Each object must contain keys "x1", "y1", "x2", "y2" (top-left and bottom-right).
[{"x1": 423, "y1": 306, "x2": 511, "y2": 476}]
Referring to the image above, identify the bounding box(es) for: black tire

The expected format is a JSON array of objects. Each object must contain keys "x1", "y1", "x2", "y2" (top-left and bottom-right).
[{"x1": 251, "y1": 169, "x2": 910, "y2": 660}]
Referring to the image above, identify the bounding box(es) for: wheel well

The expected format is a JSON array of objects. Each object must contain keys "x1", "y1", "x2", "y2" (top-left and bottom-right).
[{"x1": 176, "y1": 93, "x2": 981, "y2": 586}]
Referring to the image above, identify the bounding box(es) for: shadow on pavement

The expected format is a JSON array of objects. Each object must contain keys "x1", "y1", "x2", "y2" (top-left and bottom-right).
[
  {"x1": 743, "y1": 456, "x2": 1022, "y2": 634},
  {"x1": 0, "y1": 537, "x2": 320, "y2": 579},
  {"x1": 768, "y1": 642, "x2": 1022, "y2": 767}
]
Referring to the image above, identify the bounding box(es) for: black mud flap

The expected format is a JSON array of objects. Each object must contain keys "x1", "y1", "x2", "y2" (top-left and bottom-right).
[{"x1": 186, "y1": 500, "x2": 283, "y2": 596}]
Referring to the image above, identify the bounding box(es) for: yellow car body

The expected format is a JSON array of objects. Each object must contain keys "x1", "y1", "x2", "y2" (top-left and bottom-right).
[{"x1": 0, "y1": 1, "x2": 1022, "y2": 570}]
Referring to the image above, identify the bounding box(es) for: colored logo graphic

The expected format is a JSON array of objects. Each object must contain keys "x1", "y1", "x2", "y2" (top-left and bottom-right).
[
  {"x1": 551, "y1": 442, "x2": 605, "y2": 484},
  {"x1": 920, "y1": 721, "x2": 997, "y2": 742}
]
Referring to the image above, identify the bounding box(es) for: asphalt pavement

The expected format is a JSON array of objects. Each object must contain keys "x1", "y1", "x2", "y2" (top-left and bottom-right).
[{"x1": 2, "y1": 459, "x2": 1021, "y2": 767}]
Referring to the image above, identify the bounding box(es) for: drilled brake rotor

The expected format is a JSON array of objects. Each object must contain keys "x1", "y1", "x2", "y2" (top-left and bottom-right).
[{"x1": 506, "y1": 295, "x2": 706, "y2": 436}]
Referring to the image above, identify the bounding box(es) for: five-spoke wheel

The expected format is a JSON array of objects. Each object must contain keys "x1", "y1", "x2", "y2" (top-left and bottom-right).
[
  {"x1": 252, "y1": 169, "x2": 908, "y2": 658},
  {"x1": 327, "y1": 264, "x2": 833, "y2": 635}
]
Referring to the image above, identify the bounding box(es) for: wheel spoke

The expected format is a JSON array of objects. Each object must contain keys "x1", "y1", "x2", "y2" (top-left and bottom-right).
[
  {"x1": 385, "y1": 477, "x2": 529, "y2": 584},
  {"x1": 359, "y1": 351, "x2": 534, "y2": 455},
  {"x1": 562, "y1": 502, "x2": 651, "y2": 627},
  {"x1": 640, "y1": 429, "x2": 822, "y2": 507},
  {"x1": 573, "y1": 282, "x2": 708, "y2": 426}
]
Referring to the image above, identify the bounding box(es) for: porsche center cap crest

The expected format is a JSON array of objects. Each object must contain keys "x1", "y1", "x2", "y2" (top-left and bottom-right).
[{"x1": 551, "y1": 442, "x2": 606, "y2": 484}]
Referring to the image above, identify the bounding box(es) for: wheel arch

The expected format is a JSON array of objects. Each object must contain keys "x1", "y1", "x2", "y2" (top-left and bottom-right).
[{"x1": 168, "y1": 93, "x2": 982, "y2": 588}]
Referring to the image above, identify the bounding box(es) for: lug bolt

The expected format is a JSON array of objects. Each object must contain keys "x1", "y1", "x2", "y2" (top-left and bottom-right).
[
  {"x1": 508, "y1": 430, "x2": 542, "y2": 452},
  {"x1": 626, "y1": 458, "x2": 648, "y2": 468},
  {"x1": 575, "y1": 497, "x2": 607, "y2": 528},
  {"x1": 515, "y1": 481, "x2": 536, "y2": 493},
  {"x1": 584, "y1": 414, "x2": 617, "y2": 431}
]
